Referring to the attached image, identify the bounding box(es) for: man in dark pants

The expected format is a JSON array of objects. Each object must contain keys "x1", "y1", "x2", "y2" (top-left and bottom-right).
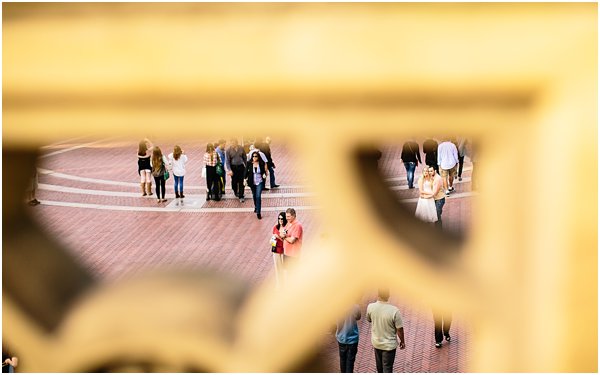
[
  {"x1": 401, "y1": 139, "x2": 421, "y2": 189},
  {"x1": 430, "y1": 166, "x2": 446, "y2": 229},
  {"x1": 367, "y1": 289, "x2": 405, "y2": 373},
  {"x1": 433, "y1": 309, "x2": 452, "y2": 348},
  {"x1": 422, "y1": 137, "x2": 439, "y2": 173},
  {"x1": 225, "y1": 138, "x2": 247, "y2": 202},
  {"x1": 335, "y1": 304, "x2": 361, "y2": 373}
]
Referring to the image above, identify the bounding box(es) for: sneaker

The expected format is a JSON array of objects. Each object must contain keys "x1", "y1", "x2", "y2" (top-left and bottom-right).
[
  {"x1": 444, "y1": 334, "x2": 451, "y2": 342},
  {"x1": 435, "y1": 342, "x2": 442, "y2": 348},
  {"x1": 28, "y1": 199, "x2": 41, "y2": 206},
  {"x1": 263, "y1": 187, "x2": 270, "y2": 191},
  {"x1": 449, "y1": 187, "x2": 455, "y2": 192},
  {"x1": 445, "y1": 190, "x2": 450, "y2": 196},
  {"x1": 272, "y1": 184, "x2": 280, "y2": 188},
  {"x1": 240, "y1": 198, "x2": 245, "y2": 203},
  {"x1": 458, "y1": 176, "x2": 462, "y2": 182}
]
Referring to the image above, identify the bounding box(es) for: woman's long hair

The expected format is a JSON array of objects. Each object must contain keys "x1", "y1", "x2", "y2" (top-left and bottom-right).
[
  {"x1": 138, "y1": 140, "x2": 148, "y2": 156},
  {"x1": 206, "y1": 143, "x2": 215, "y2": 164},
  {"x1": 152, "y1": 147, "x2": 164, "y2": 175},
  {"x1": 173, "y1": 145, "x2": 182, "y2": 160},
  {"x1": 276, "y1": 211, "x2": 288, "y2": 230}
]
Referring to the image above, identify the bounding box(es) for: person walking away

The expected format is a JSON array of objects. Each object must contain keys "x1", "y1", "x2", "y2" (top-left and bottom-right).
[
  {"x1": 433, "y1": 309, "x2": 452, "y2": 348},
  {"x1": 168, "y1": 145, "x2": 188, "y2": 200},
  {"x1": 226, "y1": 138, "x2": 247, "y2": 202},
  {"x1": 366, "y1": 288, "x2": 405, "y2": 373},
  {"x1": 246, "y1": 151, "x2": 267, "y2": 219},
  {"x1": 270, "y1": 212, "x2": 287, "y2": 289},
  {"x1": 204, "y1": 143, "x2": 221, "y2": 201},
  {"x1": 137, "y1": 138, "x2": 154, "y2": 197},
  {"x1": 255, "y1": 136, "x2": 280, "y2": 189},
  {"x1": 401, "y1": 139, "x2": 421, "y2": 189},
  {"x1": 336, "y1": 304, "x2": 361, "y2": 373},
  {"x1": 437, "y1": 138, "x2": 459, "y2": 196},
  {"x1": 150, "y1": 146, "x2": 169, "y2": 203},
  {"x1": 215, "y1": 139, "x2": 227, "y2": 195},
  {"x1": 429, "y1": 166, "x2": 446, "y2": 229},
  {"x1": 422, "y1": 137, "x2": 439, "y2": 173},
  {"x1": 456, "y1": 137, "x2": 468, "y2": 181}
]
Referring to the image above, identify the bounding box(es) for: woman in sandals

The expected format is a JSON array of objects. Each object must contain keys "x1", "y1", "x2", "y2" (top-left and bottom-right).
[{"x1": 137, "y1": 138, "x2": 154, "y2": 197}]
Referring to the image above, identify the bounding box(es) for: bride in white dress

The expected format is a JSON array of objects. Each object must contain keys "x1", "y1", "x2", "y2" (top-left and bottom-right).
[{"x1": 415, "y1": 167, "x2": 438, "y2": 223}]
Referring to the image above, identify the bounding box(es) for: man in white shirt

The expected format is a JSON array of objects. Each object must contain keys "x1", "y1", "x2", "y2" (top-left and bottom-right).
[
  {"x1": 366, "y1": 289, "x2": 405, "y2": 373},
  {"x1": 437, "y1": 138, "x2": 459, "y2": 196}
]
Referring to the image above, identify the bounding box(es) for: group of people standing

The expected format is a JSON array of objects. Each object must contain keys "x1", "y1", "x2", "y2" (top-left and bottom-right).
[
  {"x1": 137, "y1": 138, "x2": 187, "y2": 203},
  {"x1": 136, "y1": 137, "x2": 280, "y2": 219}
]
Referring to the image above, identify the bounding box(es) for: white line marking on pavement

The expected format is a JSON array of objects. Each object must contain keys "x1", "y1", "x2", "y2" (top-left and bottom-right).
[
  {"x1": 384, "y1": 166, "x2": 473, "y2": 182},
  {"x1": 38, "y1": 200, "x2": 321, "y2": 213},
  {"x1": 39, "y1": 137, "x2": 119, "y2": 158},
  {"x1": 38, "y1": 168, "x2": 308, "y2": 190},
  {"x1": 38, "y1": 183, "x2": 315, "y2": 199},
  {"x1": 35, "y1": 191, "x2": 475, "y2": 213}
]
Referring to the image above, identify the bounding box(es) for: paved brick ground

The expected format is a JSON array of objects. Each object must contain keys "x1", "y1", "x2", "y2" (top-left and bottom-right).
[{"x1": 32, "y1": 137, "x2": 473, "y2": 372}]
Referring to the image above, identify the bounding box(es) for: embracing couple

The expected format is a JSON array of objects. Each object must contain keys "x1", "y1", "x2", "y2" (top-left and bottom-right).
[{"x1": 414, "y1": 166, "x2": 446, "y2": 228}]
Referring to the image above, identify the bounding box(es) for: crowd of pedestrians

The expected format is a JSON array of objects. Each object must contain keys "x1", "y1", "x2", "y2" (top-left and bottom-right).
[{"x1": 135, "y1": 136, "x2": 280, "y2": 219}]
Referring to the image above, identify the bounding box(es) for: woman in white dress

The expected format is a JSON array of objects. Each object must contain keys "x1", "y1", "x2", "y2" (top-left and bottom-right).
[{"x1": 415, "y1": 167, "x2": 438, "y2": 223}]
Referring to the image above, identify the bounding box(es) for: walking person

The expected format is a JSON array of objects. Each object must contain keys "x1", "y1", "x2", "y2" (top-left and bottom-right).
[
  {"x1": 150, "y1": 146, "x2": 169, "y2": 203},
  {"x1": 366, "y1": 288, "x2": 406, "y2": 373},
  {"x1": 246, "y1": 151, "x2": 267, "y2": 219},
  {"x1": 255, "y1": 136, "x2": 280, "y2": 189},
  {"x1": 422, "y1": 137, "x2": 439, "y2": 173},
  {"x1": 437, "y1": 138, "x2": 459, "y2": 196},
  {"x1": 401, "y1": 139, "x2": 421, "y2": 189},
  {"x1": 226, "y1": 138, "x2": 247, "y2": 202},
  {"x1": 168, "y1": 145, "x2": 188, "y2": 200},
  {"x1": 433, "y1": 309, "x2": 452, "y2": 348},
  {"x1": 215, "y1": 139, "x2": 227, "y2": 195},
  {"x1": 270, "y1": 212, "x2": 287, "y2": 289},
  {"x1": 414, "y1": 168, "x2": 438, "y2": 223},
  {"x1": 27, "y1": 168, "x2": 41, "y2": 206},
  {"x1": 204, "y1": 143, "x2": 221, "y2": 201},
  {"x1": 137, "y1": 138, "x2": 154, "y2": 197},
  {"x1": 456, "y1": 137, "x2": 468, "y2": 181},
  {"x1": 429, "y1": 166, "x2": 446, "y2": 229},
  {"x1": 335, "y1": 304, "x2": 361, "y2": 373}
]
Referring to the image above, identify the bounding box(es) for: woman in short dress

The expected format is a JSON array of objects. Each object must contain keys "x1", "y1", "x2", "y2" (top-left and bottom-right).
[
  {"x1": 150, "y1": 146, "x2": 169, "y2": 203},
  {"x1": 137, "y1": 138, "x2": 154, "y2": 197},
  {"x1": 271, "y1": 212, "x2": 287, "y2": 289},
  {"x1": 415, "y1": 167, "x2": 438, "y2": 223}
]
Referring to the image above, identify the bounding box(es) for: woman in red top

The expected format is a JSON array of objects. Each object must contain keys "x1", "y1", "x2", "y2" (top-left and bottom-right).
[{"x1": 271, "y1": 212, "x2": 287, "y2": 289}]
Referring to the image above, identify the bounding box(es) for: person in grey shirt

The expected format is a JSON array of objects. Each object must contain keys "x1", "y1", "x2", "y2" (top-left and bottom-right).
[{"x1": 226, "y1": 138, "x2": 247, "y2": 202}]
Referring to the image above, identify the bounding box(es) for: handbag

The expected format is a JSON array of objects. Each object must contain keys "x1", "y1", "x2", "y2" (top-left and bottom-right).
[
  {"x1": 164, "y1": 169, "x2": 170, "y2": 180},
  {"x1": 216, "y1": 162, "x2": 224, "y2": 176},
  {"x1": 201, "y1": 166, "x2": 207, "y2": 178}
]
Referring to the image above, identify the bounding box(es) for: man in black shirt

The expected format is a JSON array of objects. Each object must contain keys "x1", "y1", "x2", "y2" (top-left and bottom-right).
[
  {"x1": 422, "y1": 137, "x2": 439, "y2": 173},
  {"x1": 400, "y1": 139, "x2": 422, "y2": 189},
  {"x1": 226, "y1": 138, "x2": 247, "y2": 202}
]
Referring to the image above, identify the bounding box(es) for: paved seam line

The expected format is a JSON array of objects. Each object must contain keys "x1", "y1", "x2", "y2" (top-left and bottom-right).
[
  {"x1": 39, "y1": 200, "x2": 321, "y2": 213},
  {"x1": 39, "y1": 137, "x2": 119, "y2": 158},
  {"x1": 38, "y1": 183, "x2": 316, "y2": 198}
]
